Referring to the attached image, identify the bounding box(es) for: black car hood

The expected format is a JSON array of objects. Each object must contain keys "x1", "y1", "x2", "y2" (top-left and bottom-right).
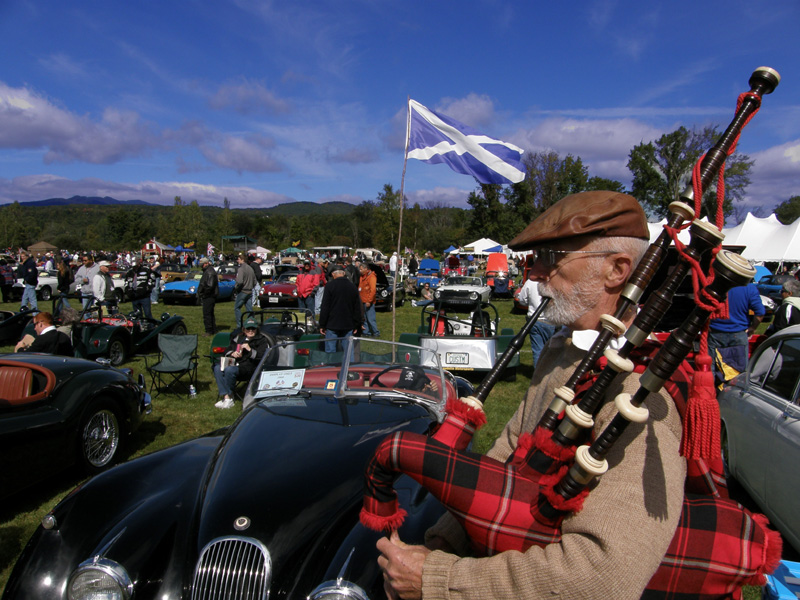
[
  {"x1": 195, "y1": 395, "x2": 429, "y2": 552},
  {"x1": 367, "y1": 263, "x2": 388, "y2": 286}
]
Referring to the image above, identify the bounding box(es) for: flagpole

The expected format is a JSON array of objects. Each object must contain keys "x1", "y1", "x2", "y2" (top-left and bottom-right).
[{"x1": 393, "y1": 96, "x2": 412, "y2": 343}]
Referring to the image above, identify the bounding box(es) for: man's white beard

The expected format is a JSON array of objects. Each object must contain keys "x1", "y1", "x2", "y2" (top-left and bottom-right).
[{"x1": 539, "y1": 268, "x2": 601, "y2": 328}]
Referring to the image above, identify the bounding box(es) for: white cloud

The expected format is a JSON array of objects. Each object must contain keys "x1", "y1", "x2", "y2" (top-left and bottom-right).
[{"x1": 209, "y1": 79, "x2": 290, "y2": 115}]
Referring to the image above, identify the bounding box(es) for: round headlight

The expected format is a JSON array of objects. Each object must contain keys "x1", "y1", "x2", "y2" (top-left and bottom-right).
[
  {"x1": 189, "y1": 286, "x2": 197, "y2": 293},
  {"x1": 381, "y1": 290, "x2": 388, "y2": 297},
  {"x1": 434, "y1": 290, "x2": 441, "y2": 299},
  {"x1": 469, "y1": 291, "x2": 478, "y2": 300},
  {"x1": 68, "y1": 557, "x2": 133, "y2": 600},
  {"x1": 308, "y1": 580, "x2": 370, "y2": 600}
]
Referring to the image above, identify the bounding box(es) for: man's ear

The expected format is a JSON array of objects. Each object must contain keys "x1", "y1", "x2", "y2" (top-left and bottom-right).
[{"x1": 605, "y1": 253, "x2": 634, "y2": 290}]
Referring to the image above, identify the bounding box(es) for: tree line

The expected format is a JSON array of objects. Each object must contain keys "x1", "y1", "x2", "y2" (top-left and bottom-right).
[{"x1": 1, "y1": 124, "x2": 796, "y2": 256}]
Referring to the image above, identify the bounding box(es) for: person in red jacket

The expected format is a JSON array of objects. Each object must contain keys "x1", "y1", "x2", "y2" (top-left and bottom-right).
[{"x1": 295, "y1": 260, "x2": 320, "y2": 314}]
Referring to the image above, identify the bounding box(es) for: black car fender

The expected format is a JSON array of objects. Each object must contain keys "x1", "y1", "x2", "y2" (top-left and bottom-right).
[{"x1": 3, "y1": 433, "x2": 225, "y2": 600}]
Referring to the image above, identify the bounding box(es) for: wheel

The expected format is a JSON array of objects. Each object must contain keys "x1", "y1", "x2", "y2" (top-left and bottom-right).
[
  {"x1": 108, "y1": 338, "x2": 127, "y2": 366},
  {"x1": 397, "y1": 296, "x2": 405, "y2": 307},
  {"x1": 39, "y1": 286, "x2": 52, "y2": 301},
  {"x1": 170, "y1": 321, "x2": 188, "y2": 335},
  {"x1": 502, "y1": 366, "x2": 517, "y2": 382},
  {"x1": 79, "y1": 402, "x2": 122, "y2": 474}
]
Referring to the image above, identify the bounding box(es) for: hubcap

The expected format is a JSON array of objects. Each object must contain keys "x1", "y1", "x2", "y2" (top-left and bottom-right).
[{"x1": 83, "y1": 409, "x2": 119, "y2": 468}]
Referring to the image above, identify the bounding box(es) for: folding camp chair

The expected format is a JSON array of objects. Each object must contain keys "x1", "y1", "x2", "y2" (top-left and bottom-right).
[{"x1": 144, "y1": 334, "x2": 198, "y2": 397}]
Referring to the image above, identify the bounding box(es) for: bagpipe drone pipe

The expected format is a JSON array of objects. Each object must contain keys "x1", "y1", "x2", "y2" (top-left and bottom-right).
[{"x1": 361, "y1": 67, "x2": 783, "y2": 597}]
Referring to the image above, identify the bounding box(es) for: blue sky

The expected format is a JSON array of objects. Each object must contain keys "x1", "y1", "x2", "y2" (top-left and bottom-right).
[{"x1": 0, "y1": 0, "x2": 797, "y2": 222}]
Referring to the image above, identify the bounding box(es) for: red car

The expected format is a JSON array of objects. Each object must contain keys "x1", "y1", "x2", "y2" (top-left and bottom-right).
[
  {"x1": 485, "y1": 252, "x2": 516, "y2": 298},
  {"x1": 258, "y1": 270, "x2": 300, "y2": 307}
]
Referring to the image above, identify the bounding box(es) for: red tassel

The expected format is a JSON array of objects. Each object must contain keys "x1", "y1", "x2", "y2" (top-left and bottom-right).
[
  {"x1": 360, "y1": 501, "x2": 408, "y2": 533},
  {"x1": 754, "y1": 512, "x2": 784, "y2": 581},
  {"x1": 681, "y1": 353, "x2": 721, "y2": 460}
]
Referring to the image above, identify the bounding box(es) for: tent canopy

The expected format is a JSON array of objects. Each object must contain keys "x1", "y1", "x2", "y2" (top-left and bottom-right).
[
  {"x1": 443, "y1": 245, "x2": 457, "y2": 253},
  {"x1": 454, "y1": 237, "x2": 503, "y2": 256}
]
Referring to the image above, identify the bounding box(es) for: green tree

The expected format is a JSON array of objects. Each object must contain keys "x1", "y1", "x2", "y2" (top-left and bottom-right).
[
  {"x1": 467, "y1": 183, "x2": 519, "y2": 242},
  {"x1": 628, "y1": 126, "x2": 753, "y2": 220},
  {"x1": 374, "y1": 184, "x2": 403, "y2": 250},
  {"x1": 775, "y1": 195, "x2": 800, "y2": 224},
  {"x1": 586, "y1": 176, "x2": 626, "y2": 193}
]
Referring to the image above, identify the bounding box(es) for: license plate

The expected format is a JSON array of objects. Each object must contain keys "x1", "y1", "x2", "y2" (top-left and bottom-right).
[
  {"x1": 446, "y1": 352, "x2": 469, "y2": 365},
  {"x1": 269, "y1": 297, "x2": 279, "y2": 303}
]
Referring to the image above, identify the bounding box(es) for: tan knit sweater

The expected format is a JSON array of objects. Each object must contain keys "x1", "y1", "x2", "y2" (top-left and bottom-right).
[{"x1": 422, "y1": 332, "x2": 686, "y2": 599}]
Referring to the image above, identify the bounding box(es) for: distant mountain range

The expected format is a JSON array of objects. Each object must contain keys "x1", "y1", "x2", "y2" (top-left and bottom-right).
[{"x1": 18, "y1": 195, "x2": 356, "y2": 215}]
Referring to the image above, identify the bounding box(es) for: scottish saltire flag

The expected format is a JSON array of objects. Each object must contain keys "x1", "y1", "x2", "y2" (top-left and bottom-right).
[{"x1": 406, "y1": 99, "x2": 525, "y2": 184}]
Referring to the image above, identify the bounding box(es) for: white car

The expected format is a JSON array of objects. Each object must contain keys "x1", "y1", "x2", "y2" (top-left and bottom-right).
[
  {"x1": 14, "y1": 269, "x2": 126, "y2": 303},
  {"x1": 432, "y1": 276, "x2": 491, "y2": 305},
  {"x1": 718, "y1": 324, "x2": 800, "y2": 553}
]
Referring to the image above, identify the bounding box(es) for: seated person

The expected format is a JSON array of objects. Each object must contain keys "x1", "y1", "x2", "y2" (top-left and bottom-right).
[
  {"x1": 213, "y1": 316, "x2": 271, "y2": 410},
  {"x1": 15, "y1": 312, "x2": 74, "y2": 357}
]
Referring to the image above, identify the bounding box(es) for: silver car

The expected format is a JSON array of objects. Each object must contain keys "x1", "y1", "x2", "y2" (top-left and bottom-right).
[{"x1": 718, "y1": 324, "x2": 800, "y2": 553}]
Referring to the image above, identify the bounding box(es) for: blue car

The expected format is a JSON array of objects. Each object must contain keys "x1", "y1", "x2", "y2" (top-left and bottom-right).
[
  {"x1": 415, "y1": 258, "x2": 441, "y2": 292},
  {"x1": 161, "y1": 270, "x2": 235, "y2": 305},
  {"x1": 756, "y1": 273, "x2": 795, "y2": 304}
]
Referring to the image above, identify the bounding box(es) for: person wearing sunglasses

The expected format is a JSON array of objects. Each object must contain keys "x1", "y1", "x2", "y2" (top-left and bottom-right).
[
  {"x1": 378, "y1": 191, "x2": 687, "y2": 600},
  {"x1": 15, "y1": 311, "x2": 74, "y2": 356},
  {"x1": 213, "y1": 316, "x2": 271, "y2": 410}
]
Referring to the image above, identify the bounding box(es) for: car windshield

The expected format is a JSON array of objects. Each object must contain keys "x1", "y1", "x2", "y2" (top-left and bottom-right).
[
  {"x1": 445, "y1": 276, "x2": 480, "y2": 286},
  {"x1": 187, "y1": 272, "x2": 203, "y2": 280},
  {"x1": 276, "y1": 273, "x2": 298, "y2": 283},
  {"x1": 247, "y1": 337, "x2": 448, "y2": 415}
]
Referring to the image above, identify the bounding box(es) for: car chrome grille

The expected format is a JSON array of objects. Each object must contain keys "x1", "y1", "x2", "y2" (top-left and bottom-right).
[{"x1": 191, "y1": 536, "x2": 271, "y2": 600}]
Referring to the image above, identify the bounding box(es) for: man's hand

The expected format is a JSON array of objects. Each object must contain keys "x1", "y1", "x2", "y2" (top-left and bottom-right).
[{"x1": 377, "y1": 531, "x2": 430, "y2": 600}]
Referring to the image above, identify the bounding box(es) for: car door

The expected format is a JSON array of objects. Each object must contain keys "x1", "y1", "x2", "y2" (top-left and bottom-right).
[
  {"x1": 763, "y1": 337, "x2": 800, "y2": 546},
  {"x1": 735, "y1": 337, "x2": 800, "y2": 506}
]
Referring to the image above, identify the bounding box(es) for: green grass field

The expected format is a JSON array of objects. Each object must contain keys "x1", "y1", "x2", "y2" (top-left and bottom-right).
[{"x1": 0, "y1": 296, "x2": 766, "y2": 598}]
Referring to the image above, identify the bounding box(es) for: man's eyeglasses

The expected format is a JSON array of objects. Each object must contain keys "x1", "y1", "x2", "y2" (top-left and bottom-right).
[{"x1": 532, "y1": 248, "x2": 618, "y2": 269}]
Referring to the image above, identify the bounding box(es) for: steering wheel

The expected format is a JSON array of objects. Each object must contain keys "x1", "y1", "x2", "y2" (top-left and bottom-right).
[{"x1": 371, "y1": 364, "x2": 429, "y2": 391}]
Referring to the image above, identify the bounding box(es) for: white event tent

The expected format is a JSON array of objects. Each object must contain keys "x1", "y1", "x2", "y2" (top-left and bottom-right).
[
  {"x1": 648, "y1": 212, "x2": 800, "y2": 264},
  {"x1": 452, "y1": 237, "x2": 504, "y2": 256}
]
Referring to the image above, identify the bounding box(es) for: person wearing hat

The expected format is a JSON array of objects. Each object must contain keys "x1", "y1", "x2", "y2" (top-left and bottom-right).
[
  {"x1": 92, "y1": 260, "x2": 117, "y2": 315},
  {"x1": 377, "y1": 191, "x2": 686, "y2": 600},
  {"x1": 124, "y1": 256, "x2": 158, "y2": 319},
  {"x1": 318, "y1": 263, "x2": 362, "y2": 353},
  {"x1": 197, "y1": 257, "x2": 219, "y2": 336},
  {"x1": 212, "y1": 316, "x2": 271, "y2": 410}
]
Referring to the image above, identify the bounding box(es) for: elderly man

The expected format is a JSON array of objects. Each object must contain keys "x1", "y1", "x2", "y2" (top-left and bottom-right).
[
  {"x1": 377, "y1": 191, "x2": 685, "y2": 599},
  {"x1": 92, "y1": 260, "x2": 117, "y2": 314},
  {"x1": 318, "y1": 263, "x2": 362, "y2": 353},
  {"x1": 766, "y1": 278, "x2": 800, "y2": 335}
]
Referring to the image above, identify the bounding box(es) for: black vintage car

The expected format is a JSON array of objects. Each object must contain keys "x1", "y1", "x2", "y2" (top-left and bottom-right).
[
  {"x1": 0, "y1": 353, "x2": 151, "y2": 501},
  {"x1": 3, "y1": 338, "x2": 468, "y2": 600},
  {"x1": 0, "y1": 308, "x2": 36, "y2": 345},
  {"x1": 370, "y1": 264, "x2": 406, "y2": 311}
]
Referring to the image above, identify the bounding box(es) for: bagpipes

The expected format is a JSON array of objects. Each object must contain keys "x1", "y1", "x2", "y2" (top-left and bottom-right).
[{"x1": 361, "y1": 67, "x2": 783, "y2": 598}]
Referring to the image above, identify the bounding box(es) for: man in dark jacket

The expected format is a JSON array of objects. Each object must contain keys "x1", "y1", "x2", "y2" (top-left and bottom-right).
[
  {"x1": 319, "y1": 264, "x2": 362, "y2": 353},
  {"x1": 15, "y1": 312, "x2": 74, "y2": 356},
  {"x1": 17, "y1": 251, "x2": 38, "y2": 311},
  {"x1": 766, "y1": 279, "x2": 800, "y2": 335},
  {"x1": 197, "y1": 257, "x2": 219, "y2": 336},
  {"x1": 124, "y1": 257, "x2": 157, "y2": 319}
]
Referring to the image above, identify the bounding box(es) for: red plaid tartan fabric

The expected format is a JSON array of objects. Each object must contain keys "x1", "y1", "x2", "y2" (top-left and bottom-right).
[{"x1": 361, "y1": 340, "x2": 782, "y2": 595}]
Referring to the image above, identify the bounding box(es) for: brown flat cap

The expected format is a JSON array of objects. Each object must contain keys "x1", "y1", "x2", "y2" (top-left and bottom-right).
[{"x1": 508, "y1": 191, "x2": 649, "y2": 250}]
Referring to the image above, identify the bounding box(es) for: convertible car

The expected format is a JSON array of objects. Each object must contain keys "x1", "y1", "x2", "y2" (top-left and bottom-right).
[
  {"x1": 258, "y1": 270, "x2": 300, "y2": 307},
  {"x1": 40, "y1": 305, "x2": 188, "y2": 366},
  {"x1": 0, "y1": 353, "x2": 151, "y2": 501},
  {"x1": 433, "y1": 275, "x2": 491, "y2": 305},
  {"x1": 399, "y1": 299, "x2": 519, "y2": 380},
  {"x1": 0, "y1": 308, "x2": 36, "y2": 345},
  {"x1": 484, "y1": 252, "x2": 516, "y2": 298},
  {"x1": 4, "y1": 338, "x2": 470, "y2": 600},
  {"x1": 209, "y1": 308, "x2": 320, "y2": 366},
  {"x1": 160, "y1": 270, "x2": 236, "y2": 305}
]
